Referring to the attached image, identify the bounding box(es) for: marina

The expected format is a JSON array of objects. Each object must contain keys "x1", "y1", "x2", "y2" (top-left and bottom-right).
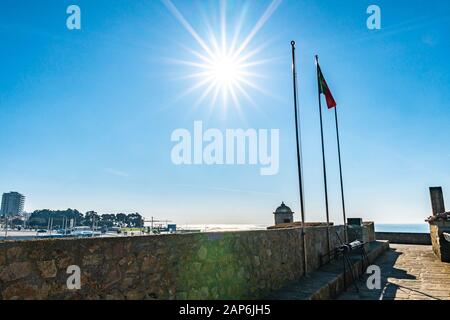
[{"x1": 0, "y1": 220, "x2": 207, "y2": 241}]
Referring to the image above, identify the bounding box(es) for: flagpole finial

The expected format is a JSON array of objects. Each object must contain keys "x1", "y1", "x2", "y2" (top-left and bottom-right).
[{"x1": 291, "y1": 40, "x2": 295, "y2": 46}]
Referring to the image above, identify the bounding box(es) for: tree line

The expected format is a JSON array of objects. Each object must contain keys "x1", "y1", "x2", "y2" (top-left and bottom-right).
[{"x1": 25, "y1": 209, "x2": 144, "y2": 229}]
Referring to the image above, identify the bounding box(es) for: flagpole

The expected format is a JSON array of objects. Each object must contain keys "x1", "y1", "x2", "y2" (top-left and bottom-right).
[
  {"x1": 334, "y1": 106, "x2": 348, "y2": 242},
  {"x1": 291, "y1": 41, "x2": 307, "y2": 275},
  {"x1": 315, "y1": 55, "x2": 331, "y2": 252}
]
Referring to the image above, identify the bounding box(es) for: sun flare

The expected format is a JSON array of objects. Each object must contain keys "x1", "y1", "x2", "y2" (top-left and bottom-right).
[
  {"x1": 210, "y1": 55, "x2": 240, "y2": 87},
  {"x1": 164, "y1": 0, "x2": 282, "y2": 112}
]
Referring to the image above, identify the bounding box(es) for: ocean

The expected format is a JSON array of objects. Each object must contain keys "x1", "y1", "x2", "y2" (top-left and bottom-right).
[
  {"x1": 179, "y1": 223, "x2": 430, "y2": 234},
  {"x1": 178, "y1": 224, "x2": 269, "y2": 233},
  {"x1": 374, "y1": 223, "x2": 429, "y2": 234}
]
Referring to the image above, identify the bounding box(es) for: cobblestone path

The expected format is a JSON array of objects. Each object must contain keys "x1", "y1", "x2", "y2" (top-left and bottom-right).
[{"x1": 339, "y1": 244, "x2": 450, "y2": 300}]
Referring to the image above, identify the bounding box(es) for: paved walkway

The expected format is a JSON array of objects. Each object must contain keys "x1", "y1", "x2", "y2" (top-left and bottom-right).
[
  {"x1": 266, "y1": 241, "x2": 388, "y2": 300},
  {"x1": 338, "y1": 244, "x2": 450, "y2": 300}
]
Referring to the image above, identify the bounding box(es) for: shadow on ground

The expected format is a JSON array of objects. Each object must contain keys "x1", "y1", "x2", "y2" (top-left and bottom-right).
[{"x1": 340, "y1": 246, "x2": 446, "y2": 300}]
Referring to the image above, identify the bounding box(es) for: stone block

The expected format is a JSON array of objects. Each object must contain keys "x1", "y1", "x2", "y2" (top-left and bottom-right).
[
  {"x1": 430, "y1": 187, "x2": 445, "y2": 215},
  {"x1": 82, "y1": 254, "x2": 103, "y2": 266},
  {"x1": 429, "y1": 221, "x2": 450, "y2": 262},
  {"x1": 2, "y1": 283, "x2": 39, "y2": 300},
  {"x1": 37, "y1": 260, "x2": 57, "y2": 278},
  {"x1": 6, "y1": 246, "x2": 23, "y2": 262},
  {"x1": 0, "y1": 262, "x2": 32, "y2": 282}
]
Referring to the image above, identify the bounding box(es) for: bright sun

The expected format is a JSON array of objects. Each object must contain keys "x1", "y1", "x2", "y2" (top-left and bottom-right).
[
  {"x1": 210, "y1": 55, "x2": 240, "y2": 87},
  {"x1": 164, "y1": 0, "x2": 282, "y2": 111}
]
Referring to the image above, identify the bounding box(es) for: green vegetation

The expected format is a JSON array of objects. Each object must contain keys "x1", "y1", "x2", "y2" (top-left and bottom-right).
[{"x1": 27, "y1": 209, "x2": 143, "y2": 229}]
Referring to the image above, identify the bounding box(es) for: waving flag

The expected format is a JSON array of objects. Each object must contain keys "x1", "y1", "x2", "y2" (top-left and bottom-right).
[{"x1": 317, "y1": 64, "x2": 337, "y2": 109}]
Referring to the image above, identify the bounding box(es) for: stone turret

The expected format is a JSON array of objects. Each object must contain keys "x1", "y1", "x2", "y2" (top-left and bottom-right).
[{"x1": 273, "y1": 202, "x2": 294, "y2": 225}]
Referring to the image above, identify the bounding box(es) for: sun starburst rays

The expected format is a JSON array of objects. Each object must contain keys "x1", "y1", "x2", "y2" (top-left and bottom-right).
[{"x1": 164, "y1": 0, "x2": 282, "y2": 113}]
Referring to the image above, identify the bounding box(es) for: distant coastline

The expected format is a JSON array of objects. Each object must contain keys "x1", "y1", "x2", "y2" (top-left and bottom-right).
[
  {"x1": 178, "y1": 224, "x2": 269, "y2": 233},
  {"x1": 180, "y1": 223, "x2": 430, "y2": 234}
]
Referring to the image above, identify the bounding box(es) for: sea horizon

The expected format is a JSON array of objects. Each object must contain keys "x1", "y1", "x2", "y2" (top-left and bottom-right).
[
  {"x1": 176, "y1": 223, "x2": 430, "y2": 234},
  {"x1": 374, "y1": 223, "x2": 429, "y2": 234}
]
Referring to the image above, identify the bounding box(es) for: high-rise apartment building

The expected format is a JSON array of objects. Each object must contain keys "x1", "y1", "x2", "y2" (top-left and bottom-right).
[{"x1": 1, "y1": 192, "x2": 25, "y2": 216}]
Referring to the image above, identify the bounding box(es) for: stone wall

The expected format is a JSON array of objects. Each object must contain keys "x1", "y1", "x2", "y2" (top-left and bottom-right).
[
  {"x1": 304, "y1": 226, "x2": 345, "y2": 271},
  {"x1": 347, "y1": 222, "x2": 375, "y2": 249},
  {"x1": 429, "y1": 221, "x2": 450, "y2": 262},
  {"x1": 0, "y1": 225, "x2": 367, "y2": 300},
  {"x1": 375, "y1": 232, "x2": 431, "y2": 245},
  {"x1": 364, "y1": 222, "x2": 376, "y2": 242}
]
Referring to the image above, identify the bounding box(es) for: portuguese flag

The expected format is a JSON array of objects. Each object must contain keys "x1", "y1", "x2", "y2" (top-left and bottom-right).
[{"x1": 317, "y1": 63, "x2": 337, "y2": 109}]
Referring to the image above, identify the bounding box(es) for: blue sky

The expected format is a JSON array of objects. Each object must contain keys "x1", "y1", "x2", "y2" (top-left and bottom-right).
[{"x1": 0, "y1": 0, "x2": 449, "y2": 224}]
